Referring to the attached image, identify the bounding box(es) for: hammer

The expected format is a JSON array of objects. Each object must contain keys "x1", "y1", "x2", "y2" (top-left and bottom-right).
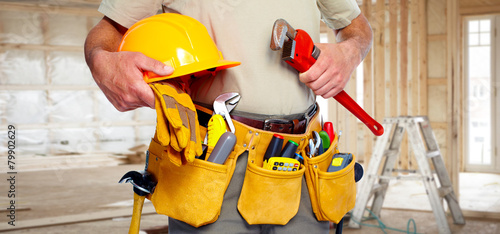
[{"x1": 119, "y1": 170, "x2": 157, "y2": 234}]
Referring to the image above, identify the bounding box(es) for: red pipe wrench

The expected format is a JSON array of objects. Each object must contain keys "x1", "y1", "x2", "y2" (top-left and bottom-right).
[{"x1": 270, "y1": 19, "x2": 384, "y2": 136}]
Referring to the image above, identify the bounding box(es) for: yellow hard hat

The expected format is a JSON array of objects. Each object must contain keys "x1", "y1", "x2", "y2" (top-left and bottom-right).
[{"x1": 118, "y1": 13, "x2": 240, "y2": 83}]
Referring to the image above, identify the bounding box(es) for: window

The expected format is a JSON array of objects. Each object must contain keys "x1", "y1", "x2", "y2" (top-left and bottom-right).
[{"x1": 464, "y1": 16, "x2": 498, "y2": 172}]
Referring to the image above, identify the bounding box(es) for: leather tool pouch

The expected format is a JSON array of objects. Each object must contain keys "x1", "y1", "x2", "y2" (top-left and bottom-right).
[
  {"x1": 237, "y1": 131, "x2": 307, "y2": 225},
  {"x1": 145, "y1": 129, "x2": 246, "y2": 228},
  {"x1": 303, "y1": 135, "x2": 357, "y2": 224}
]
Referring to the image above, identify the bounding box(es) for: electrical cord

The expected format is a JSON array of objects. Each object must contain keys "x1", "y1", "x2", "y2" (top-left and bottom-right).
[{"x1": 348, "y1": 208, "x2": 421, "y2": 234}]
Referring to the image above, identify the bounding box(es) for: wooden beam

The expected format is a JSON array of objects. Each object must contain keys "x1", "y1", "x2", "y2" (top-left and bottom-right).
[
  {"x1": 389, "y1": 0, "x2": 398, "y2": 118},
  {"x1": 400, "y1": 0, "x2": 410, "y2": 171},
  {"x1": 0, "y1": 206, "x2": 156, "y2": 231},
  {"x1": 374, "y1": 0, "x2": 386, "y2": 129},
  {"x1": 410, "y1": 0, "x2": 419, "y2": 116},
  {"x1": 447, "y1": 0, "x2": 461, "y2": 199},
  {"x1": 346, "y1": 70, "x2": 358, "y2": 155},
  {"x1": 428, "y1": 34, "x2": 447, "y2": 41},
  {"x1": 428, "y1": 78, "x2": 448, "y2": 86},
  {"x1": 362, "y1": 0, "x2": 374, "y2": 163},
  {"x1": 0, "y1": 2, "x2": 102, "y2": 16},
  {"x1": 0, "y1": 43, "x2": 83, "y2": 52},
  {"x1": 459, "y1": 5, "x2": 500, "y2": 16},
  {"x1": 0, "y1": 121, "x2": 155, "y2": 131},
  {"x1": 418, "y1": 0, "x2": 428, "y2": 115}
]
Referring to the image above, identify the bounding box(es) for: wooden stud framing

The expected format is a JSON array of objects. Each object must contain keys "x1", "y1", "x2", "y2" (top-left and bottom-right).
[
  {"x1": 389, "y1": 0, "x2": 398, "y2": 118},
  {"x1": 447, "y1": 0, "x2": 460, "y2": 196},
  {"x1": 362, "y1": 0, "x2": 374, "y2": 162},
  {"x1": 400, "y1": 0, "x2": 410, "y2": 170},
  {"x1": 374, "y1": 0, "x2": 386, "y2": 150},
  {"x1": 418, "y1": 0, "x2": 428, "y2": 115}
]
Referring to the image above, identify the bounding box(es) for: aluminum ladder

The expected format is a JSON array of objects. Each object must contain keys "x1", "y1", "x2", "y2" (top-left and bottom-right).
[{"x1": 348, "y1": 116, "x2": 465, "y2": 234}]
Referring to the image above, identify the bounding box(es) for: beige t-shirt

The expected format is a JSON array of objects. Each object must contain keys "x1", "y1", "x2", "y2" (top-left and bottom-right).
[{"x1": 99, "y1": 0, "x2": 360, "y2": 116}]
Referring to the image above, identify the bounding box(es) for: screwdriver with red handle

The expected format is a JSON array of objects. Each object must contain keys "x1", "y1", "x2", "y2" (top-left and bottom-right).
[{"x1": 270, "y1": 19, "x2": 384, "y2": 136}]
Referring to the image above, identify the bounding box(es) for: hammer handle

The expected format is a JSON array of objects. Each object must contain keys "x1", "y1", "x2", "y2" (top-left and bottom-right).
[{"x1": 129, "y1": 193, "x2": 145, "y2": 234}]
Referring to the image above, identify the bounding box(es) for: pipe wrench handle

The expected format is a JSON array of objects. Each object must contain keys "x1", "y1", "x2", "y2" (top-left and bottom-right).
[
  {"x1": 289, "y1": 29, "x2": 384, "y2": 136},
  {"x1": 334, "y1": 91, "x2": 384, "y2": 136}
]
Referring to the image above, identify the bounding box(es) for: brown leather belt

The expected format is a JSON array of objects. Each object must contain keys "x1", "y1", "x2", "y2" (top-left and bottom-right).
[{"x1": 231, "y1": 104, "x2": 317, "y2": 134}]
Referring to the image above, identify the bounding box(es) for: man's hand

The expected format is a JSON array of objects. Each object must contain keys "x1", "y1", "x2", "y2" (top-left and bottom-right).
[
  {"x1": 85, "y1": 16, "x2": 174, "y2": 112},
  {"x1": 298, "y1": 42, "x2": 360, "y2": 99},
  {"x1": 89, "y1": 50, "x2": 173, "y2": 111},
  {"x1": 298, "y1": 13, "x2": 372, "y2": 99}
]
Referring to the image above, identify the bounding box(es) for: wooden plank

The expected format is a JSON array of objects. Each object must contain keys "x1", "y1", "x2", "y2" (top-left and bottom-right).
[
  {"x1": 374, "y1": 0, "x2": 386, "y2": 135},
  {"x1": 0, "y1": 2, "x2": 103, "y2": 16},
  {"x1": 346, "y1": 70, "x2": 357, "y2": 155},
  {"x1": 428, "y1": 78, "x2": 448, "y2": 86},
  {"x1": 428, "y1": 34, "x2": 447, "y2": 41},
  {"x1": 400, "y1": 0, "x2": 409, "y2": 171},
  {"x1": 419, "y1": 0, "x2": 428, "y2": 115},
  {"x1": 0, "y1": 121, "x2": 155, "y2": 131},
  {"x1": 0, "y1": 206, "x2": 156, "y2": 231},
  {"x1": 362, "y1": 0, "x2": 374, "y2": 163},
  {"x1": 0, "y1": 43, "x2": 83, "y2": 52},
  {"x1": 410, "y1": 0, "x2": 419, "y2": 116},
  {"x1": 409, "y1": 0, "x2": 419, "y2": 170},
  {"x1": 447, "y1": 0, "x2": 461, "y2": 198},
  {"x1": 459, "y1": 5, "x2": 500, "y2": 15},
  {"x1": 431, "y1": 121, "x2": 448, "y2": 129},
  {"x1": 1, "y1": 85, "x2": 98, "y2": 90},
  {"x1": 389, "y1": 0, "x2": 398, "y2": 118}
]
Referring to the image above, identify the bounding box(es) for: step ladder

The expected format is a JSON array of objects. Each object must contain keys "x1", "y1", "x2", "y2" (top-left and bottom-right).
[{"x1": 348, "y1": 116, "x2": 465, "y2": 234}]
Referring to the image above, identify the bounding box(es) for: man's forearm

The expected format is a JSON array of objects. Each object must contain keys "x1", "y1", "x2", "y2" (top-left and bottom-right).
[
  {"x1": 334, "y1": 13, "x2": 373, "y2": 64},
  {"x1": 84, "y1": 16, "x2": 127, "y2": 69}
]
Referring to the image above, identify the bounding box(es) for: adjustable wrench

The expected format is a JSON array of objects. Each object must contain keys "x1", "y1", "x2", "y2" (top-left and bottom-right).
[
  {"x1": 213, "y1": 93, "x2": 240, "y2": 133},
  {"x1": 270, "y1": 19, "x2": 384, "y2": 136}
]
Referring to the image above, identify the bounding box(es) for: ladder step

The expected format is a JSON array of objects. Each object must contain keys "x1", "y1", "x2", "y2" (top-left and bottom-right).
[
  {"x1": 438, "y1": 186, "x2": 453, "y2": 198},
  {"x1": 392, "y1": 169, "x2": 418, "y2": 174},
  {"x1": 384, "y1": 149, "x2": 399, "y2": 157},
  {"x1": 378, "y1": 175, "x2": 422, "y2": 180},
  {"x1": 427, "y1": 150, "x2": 440, "y2": 158}
]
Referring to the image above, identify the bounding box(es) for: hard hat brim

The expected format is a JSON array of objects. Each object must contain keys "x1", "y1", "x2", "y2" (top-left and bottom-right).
[{"x1": 145, "y1": 59, "x2": 241, "y2": 83}]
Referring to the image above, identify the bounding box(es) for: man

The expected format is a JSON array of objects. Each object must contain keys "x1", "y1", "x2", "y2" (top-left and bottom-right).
[{"x1": 85, "y1": 0, "x2": 372, "y2": 233}]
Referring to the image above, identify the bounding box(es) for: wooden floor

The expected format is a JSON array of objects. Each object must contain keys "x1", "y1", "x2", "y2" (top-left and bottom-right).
[{"x1": 0, "y1": 164, "x2": 498, "y2": 233}]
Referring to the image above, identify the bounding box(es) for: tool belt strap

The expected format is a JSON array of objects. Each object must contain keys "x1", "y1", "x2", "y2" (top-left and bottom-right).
[
  {"x1": 196, "y1": 103, "x2": 322, "y2": 154},
  {"x1": 197, "y1": 103, "x2": 317, "y2": 134}
]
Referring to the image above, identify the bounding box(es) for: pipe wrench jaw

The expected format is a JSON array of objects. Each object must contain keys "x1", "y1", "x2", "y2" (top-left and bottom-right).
[{"x1": 270, "y1": 19, "x2": 297, "y2": 51}]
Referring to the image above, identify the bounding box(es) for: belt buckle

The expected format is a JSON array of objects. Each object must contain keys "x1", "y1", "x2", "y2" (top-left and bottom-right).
[{"x1": 263, "y1": 118, "x2": 292, "y2": 131}]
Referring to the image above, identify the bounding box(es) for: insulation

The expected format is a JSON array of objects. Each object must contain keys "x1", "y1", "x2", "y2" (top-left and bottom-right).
[
  {"x1": 46, "y1": 14, "x2": 88, "y2": 46},
  {"x1": 48, "y1": 51, "x2": 94, "y2": 86},
  {"x1": 0, "y1": 49, "x2": 46, "y2": 85},
  {"x1": 0, "y1": 11, "x2": 44, "y2": 44},
  {"x1": 0, "y1": 10, "x2": 156, "y2": 157}
]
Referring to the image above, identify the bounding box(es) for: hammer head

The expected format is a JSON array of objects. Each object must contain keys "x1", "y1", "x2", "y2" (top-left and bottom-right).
[
  {"x1": 270, "y1": 19, "x2": 296, "y2": 51},
  {"x1": 119, "y1": 171, "x2": 157, "y2": 196}
]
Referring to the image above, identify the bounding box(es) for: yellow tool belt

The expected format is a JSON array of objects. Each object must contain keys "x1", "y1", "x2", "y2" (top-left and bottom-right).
[{"x1": 145, "y1": 105, "x2": 356, "y2": 227}]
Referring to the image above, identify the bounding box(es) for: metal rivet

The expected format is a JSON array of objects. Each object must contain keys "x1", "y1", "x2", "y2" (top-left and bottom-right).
[
  {"x1": 243, "y1": 144, "x2": 247, "y2": 147},
  {"x1": 314, "y1": 165, "x2": 318, "y2": 168},
  {"x1": 251, "y1": 146, "x2": 255, "y2": 150},
  {"x1": 255, "y1": 132, "x2": 259, "y2": 136},
  {"x1": 249, "y1": 130, "x2": 253, "y2": 134}
]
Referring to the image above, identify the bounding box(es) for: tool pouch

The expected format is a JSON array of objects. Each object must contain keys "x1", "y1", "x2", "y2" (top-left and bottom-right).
[
  {"x1": 146, "y1": 132, "x2": 246, "y2": 228},
  {"x1": 302, "y1": 135, "x2": 357, "y2": 224},
  {"x1": 237, "y1": 131, "x2": 307, "y2": 225}
]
